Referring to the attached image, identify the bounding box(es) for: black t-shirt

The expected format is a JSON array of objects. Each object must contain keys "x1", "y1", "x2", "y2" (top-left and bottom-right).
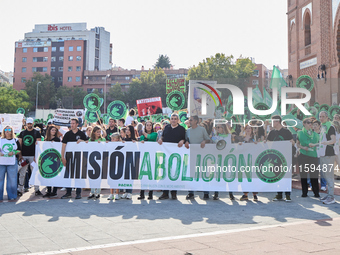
[
  {"x1": 106, "y1": 127, "x2": 118, "y2": 141},
  {"x1": 267, "y1": 127, "x2": 293, "y2": 142},
  {"x1": 325, "y1": 126, "x2": 336, "y2": 156},
  {"x1": 162, "y1": 124, "x2": 186, "y2": 143},
  {"x1": 49, "y1": 136, "x2": 61, "y2": 142},
  {"x1": 62, "y1": 129, "x2": 88, "y2": 144},
  {"x1": 18, "y1": 129, "x2": 42, "y2": 156},
  {"x1": 257, "y1": 126, "x2": 265, "y2": 139}
]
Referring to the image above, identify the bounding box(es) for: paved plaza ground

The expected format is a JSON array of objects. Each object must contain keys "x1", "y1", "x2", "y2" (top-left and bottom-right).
[{"x1": 0, "y1": 181, "x2": 340, "y2": 255}]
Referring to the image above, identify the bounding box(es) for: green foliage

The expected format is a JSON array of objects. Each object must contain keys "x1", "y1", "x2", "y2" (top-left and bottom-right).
[
  {"x1": 154, "y1": 54, "x2": 171, "y2": 69},
  {"x1": 51, "y1": 86, "x2": 87, "y2": 108},
  {"x1": 25, "y1": 73, "x2": 56, "y2": 109},
  {"x1": 0, "y1": 85, "x2": 31, "y2": 113},
  {"x1": 108, "y1": 83, "x2": 125, "y2": 103}
]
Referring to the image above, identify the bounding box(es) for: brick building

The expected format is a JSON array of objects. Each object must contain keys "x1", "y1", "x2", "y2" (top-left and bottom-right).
[{"x1": 287, "y1": 0, "x2": 340, "y2": 105}]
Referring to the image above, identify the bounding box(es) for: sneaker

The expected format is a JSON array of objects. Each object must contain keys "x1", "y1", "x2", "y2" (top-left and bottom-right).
[
  {"x1": 253, "y1": 195, "x2": 258, "y2": 201},
  {"x1": 75, "y1": 194, "x2": 82, "y2": 199},
  {"x1": 60, "y1": 187, "x2": 66, "y2": 191},
  {"x1": 186, "y1": 193, "x2": 194, "y2": 200},
  {"x1": 285, "y1": 195, "x2": 292, "y2": 202},
  {"x1": 107, "y1": 194, "x2": 114, "y2": 200},
  {"x1": 320, "y1": 195, "x2": 329, "y2": 201},
  {"x1": 148, "y1": 194, "x2": 153, "y2": 200},
  {"x1": 138, "y1": 195, "x2": 145, "y2": 200},
  {"x1": 35, "y1": 190, "x2": 43, "y2": 196},
  {"x1": 159, "y1": 194, "x2": 169, "y2": 200},
  {"x1": 50, "y1": 193, "x2": 58, "y2": 198},
  {"x1": 320, "y1": 186, "x2": 327, "y2": 191},
  {"x1": 121, "y1": 193, "x2": 127, "y2": 199},
  {"x1": 240, "y1": 195, "x2": 248, "y2": 201},
  {"x1": 229, "y1": 194, "x2": 235, "y2": 200},
  {"x1": 61, "y1": 194, "x2": 72, "y2": 199},
  {"x1": 213, "y1": 194, "x2": 219, "y2": 200},
  {"x1": 301, "y1": 194, "x2": 308, "y2": 198},
  {"x1": 114, "y1": 194, "x2": 120, "y2": 200},
  {"x1": 95, "y1": 194, "x2": 100, "y2": 199},
  {"x1": 273, "y1": 195, "x2": 283, "y2": 201},
  {"x1": 126, "y1": 193, "x2": 132, "y2": 199},
  {"x1": 323, "y1": 197, "x2": 336, "y2": 205},
  {"x1": 43, "y1": 193, "x2": 51, "y2": 198},
  {"x1": 203, "y1": 194, "x2": 209, "y2": 200},
  {"x1": 17, "y1": 191, "x2": 23, "y2": 197},
  {"x1": 24, "y1": 188, "x2": 29, "y2": 192},
  {"x1": 87, "y1": 194, "x2": 95, "y2": 199},
  {"x1": 314, "y1": 194, "x2": 320, "y2": 198}
]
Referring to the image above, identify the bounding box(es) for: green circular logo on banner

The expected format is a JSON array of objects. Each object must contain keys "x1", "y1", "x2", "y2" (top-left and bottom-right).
[
  {"x1": 296, "y1": 75, "x2": 314, "y2": 91},
  {"x1": 254, "y1": 103, "x2": 271, "y2": 120},
  {"x1": 178, "y1": 111, "x2": 188, "y2": 123},
  {"x1": 102, "y1": 113, "x2": 110, "y2": 125},
  {"x1": 308, "y1": 106, "x2": 318, "y2": 117},
  {"x1": 38, "y1": 148, "x2": 63, "y2": 179},
  {"x1": 23, "y1": 135, "x2": 34, "y2": 146},
  {"x1": 85, "y1": 110, "x2": 101, "y2": 123},
  {"x1": 255, "y1": 149, "x2": 287, "y2": 183},
  {"x1": 319, "y1": 104, "x2": 329, "y2": 113},
  {"x1": 107, "y1": 101, "x2": 127, "y2": 119},
  {"x1": 16, "y1": 108, "x2": 25, "y2": 114},
  {"x1": 83, "y1": 93, "x2": 100, "y2": 111},
  {"x1": 166, "y1": 91, "x2": 185, "y2": 111},
  {"x1": 329, "y1": 105, "x2": 340, "y2": 119}
]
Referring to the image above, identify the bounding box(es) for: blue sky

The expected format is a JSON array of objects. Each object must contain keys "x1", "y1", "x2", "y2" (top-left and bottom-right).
[{"x1": 0, "y1": 0, "x2": 287, "y2": 72}]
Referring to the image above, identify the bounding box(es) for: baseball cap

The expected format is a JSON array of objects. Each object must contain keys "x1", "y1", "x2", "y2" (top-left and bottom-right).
[{"x1": 26, "y1": 118, "x2": 34, "y2": 124}]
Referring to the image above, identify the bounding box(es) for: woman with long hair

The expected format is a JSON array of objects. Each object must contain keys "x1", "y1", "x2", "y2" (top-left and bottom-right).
[
  {"x1": 43, "y1": 125, "x2": 60, "y2": 198},
  {"x1": 0, "y1": 125, "x2": 21, "y2": 201}
]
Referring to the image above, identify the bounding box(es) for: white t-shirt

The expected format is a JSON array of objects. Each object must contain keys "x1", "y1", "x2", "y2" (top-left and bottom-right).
[
  {"x1": 125, "y1": 116, "x2": 134, "y2": 126},
  {"x1": 0, "y1": 138, "x2": 18, "y2": 165}
]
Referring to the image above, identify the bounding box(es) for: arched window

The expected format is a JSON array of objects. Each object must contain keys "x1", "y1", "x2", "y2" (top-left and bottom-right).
[{"x1": 304, "y1": 13, "x2": 311, "y2": 46}]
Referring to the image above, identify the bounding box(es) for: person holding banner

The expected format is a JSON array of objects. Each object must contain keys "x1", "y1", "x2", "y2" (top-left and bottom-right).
[
  {"x1": 61, "y1": 118, "x2": 88, "y2": 200},
  {"x1": 105, "y1": 119, "x2": 118, "y2": 141},
  {"x1": 266, "y1": 115, "x2": 294, "y2": 202},
  {"x1": 296, "y1": 118, "x2": 320, "y2": 198},
  {"x1": 312, "y1": 120, "x2": 327, "y2": 191},
  {"x1": 17, "y1": 117, "x2": 42, "y2": 197},
  {"x1": 318, "y1": 111, "x2": 337, "y2": 205},
  {"x1": 0, "y1": 126, "x2": 21, "y2": 201},
  {"x1": 158, "y1": 113, "x2": 186, "y2": 200},
  {"x1": 138, "y1": 121, "x2": 158, "y2": 200}
]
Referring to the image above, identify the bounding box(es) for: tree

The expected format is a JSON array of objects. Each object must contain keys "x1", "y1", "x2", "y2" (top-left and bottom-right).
[
  {"x1": 25, "y1": 73, "x2": 56, "y2": 109},
  {"x1": 154, "y1": 54, "x2": 171, "y2": 69},
  {"x1": 108, "y1": 83, "x2": 125, "y2": 103},
  {"x1": 0, "y1": 85, "x2": 31, "y2": 113},
  {"x1": 51, "y1": 86, "x2": 87, "y2": 109}
]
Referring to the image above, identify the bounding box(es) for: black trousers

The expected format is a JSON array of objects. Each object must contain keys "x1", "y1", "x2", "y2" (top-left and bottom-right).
[{"x1": 298, "y1": 154, "x2": 319, "y2": 196}]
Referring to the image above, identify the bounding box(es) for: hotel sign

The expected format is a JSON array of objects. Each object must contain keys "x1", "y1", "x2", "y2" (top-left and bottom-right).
[
  {"x1": 300, "y1": 57, "x2": 317, "y2": 69},
  {"x1": 16, "y1": 41, "x2": 51, "y2": 48}
]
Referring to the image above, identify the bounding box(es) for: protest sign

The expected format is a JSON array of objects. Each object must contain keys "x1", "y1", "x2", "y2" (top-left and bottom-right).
[
  {"x1": 0, "y1": 114, "x2": 24, "y2": 133},
  {"x1": 53, "y1": 109, "x2": 84, "y2": 126},
  {"x1": 166, "y1": 78, "x2": 186, "y2": 94},
  {"x1": 136, "y1": 97, "x2": 163, "y2": 117}
]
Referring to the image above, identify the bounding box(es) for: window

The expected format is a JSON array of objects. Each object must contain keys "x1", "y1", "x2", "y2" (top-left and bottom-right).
[
  {"x1": 252, "y1": 80, "x2": 259, "y2": 85},
  {"x1": 33, "y1": 47, "x2": 38, "y2": 52},
  {"x1": 32, "y1": 67, "x2": 37, "y2": 72},
  {"x1": 59, "y1": 67, "x2": 63, "y2": 72},
  {"x1": 77, "y1": 46, "x2": 81, "y2": 51},
  {"x1": 43, "y1": 57, "x2": 48, "y2": 62},
  {"x1": 58, "y1": 77, "x2": 63, "y2": 82},
  {"x1": 76, "y1": 66, "x2": 81, "y2": 71},
  {"x1": 23, "y1": 48, "x2": 27, "y2": 53},
  {"x1": 69, "y1": 46, "x2": 73, "y2": 51},
  {"x1": 98, "y1": 88, "x2": 103, "y2": 94},
  {"x1": 253, "y1": 70, "x2": 259, "y2": 77},
  {"x1": 51, "y1": 67, "x2": 56, "y2": 72},
  {"x1": 51, "y1": 77, "x2": 55, "y2": 81},
  {"x1": 44, "y1": 47, "x2": 48, "y2": 52},
  {"x1": 21, "y1": 78, "x2": 26, "y2": 83},
  {"x1": 33, "y1": 57, "x2": 37, "y2": 62},
  {"x1": 51, "y1": 56, "x2": 56, "y2": 62},
  {"x1": 125, "y1": 76, "x2": 130, "y2": 80},
  {"x1": 68, "y1": 56, "x2": 73, "y2": 61},
  {"x1": 59, "y1": 56, "x2": 64, "y2": 61},
  {"x1": 68, "y1": 66, "x2": 73, "y2": 72},
  {"x1": 68, "y1": 77, "x2": 72, "y2": 82},
  {"x1": 22, "y1": 57, "x2": 27, "y2": 62},
  {"x1": 304, "y1": 12, "x2": 311, "y2": 46},
  {"x1": 76, "y1": 76, "x2": 81, "y2": 82},
  {"x1": 52, "y1": 47, "x2": 56, "y2": 52},
  {"x1": 76, "y1": 56, "x2": 81, "y2": 61},
  {"x1": 43, "y1": 67, "x2": 47, "y2": 72},
  {"x1": 60, "y1": 46, "x2": 64, "y2": 52},
  {"x1": 22, "y1": 67, "x2": 26, "y2": 73},
  {"x1": 87, "y1": 88, "x2": 94, "y2": 93}
]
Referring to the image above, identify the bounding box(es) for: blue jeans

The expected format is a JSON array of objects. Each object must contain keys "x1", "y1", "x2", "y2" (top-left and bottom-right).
[{"x1": 0, "y1": 161, "x2": 18, "y2": 200}]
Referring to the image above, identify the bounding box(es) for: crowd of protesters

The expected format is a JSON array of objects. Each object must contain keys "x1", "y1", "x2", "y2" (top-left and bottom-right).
[{"x1": 0, "y1": 109, "x2": 338, "y2": 205}]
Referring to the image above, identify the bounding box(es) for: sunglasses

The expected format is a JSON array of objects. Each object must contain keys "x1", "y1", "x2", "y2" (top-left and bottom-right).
[{"x1": 4, "y1": 129, "x2": 12, "y2": 131}]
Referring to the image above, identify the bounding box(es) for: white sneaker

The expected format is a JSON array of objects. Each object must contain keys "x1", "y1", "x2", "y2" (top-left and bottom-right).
[
  {"x1": 107, "y1": 194, "x2": 114, "y2": 200},
  {"x1": 323, "y1": 196, "x2": 336, "y2": 205},
  {"x1": 121, "y1": 193, "x2": 127, "y2": 199},
  {"x1": 60, "y1": 187, "x2": 66, "y2": 191},
  {"x1": 320, "y1": 195, "x2": 329, "y2": 201},
  {"x1": 126, "y1": 193, "x2": 132, "y2": 199},
  {"x1": 320, "y1": 187, "x2": 327, "y2": 191},
  {"x1": 114, "y1": 194, "x2": 120, "y2": 200}
]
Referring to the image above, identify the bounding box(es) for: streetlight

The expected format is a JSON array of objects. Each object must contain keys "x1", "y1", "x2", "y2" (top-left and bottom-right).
[
  {"x1": 104, "y1": 74, "x2": 110, "y2": 114},
  {"x1": 36, "y1": 81, "x2": 41, "y2": 117}
]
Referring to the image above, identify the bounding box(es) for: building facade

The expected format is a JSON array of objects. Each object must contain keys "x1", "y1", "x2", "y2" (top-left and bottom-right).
[
  {"x1": 287, "y1": 0, "x2": 340, "y2": 105},
  {"x1": 13, "y1": 23, "x2": 111, "y2": 90}
]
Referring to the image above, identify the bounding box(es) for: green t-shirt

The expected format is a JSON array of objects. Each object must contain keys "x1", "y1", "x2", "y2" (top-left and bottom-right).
[
  {"x1": 139, "y1": 132, "x2": 157, "y2": 142},
  {"x1": 297, "y1": 129, "x2": 319, "y2": 158},
  {"x1": 89, "y1": 137, "x2": 106, "y2": 142}
]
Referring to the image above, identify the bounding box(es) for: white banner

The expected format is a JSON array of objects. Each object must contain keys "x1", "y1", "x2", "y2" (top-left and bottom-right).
[
  {"x1": 53, "y1": 109, "x2": 84, "y2": 126},
  {"x1": 0, "y1": 114, "x2": 24, "y2": 134},
  {"x1": 31, "y1": 141, "x2": 292, "y2": 192}
]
